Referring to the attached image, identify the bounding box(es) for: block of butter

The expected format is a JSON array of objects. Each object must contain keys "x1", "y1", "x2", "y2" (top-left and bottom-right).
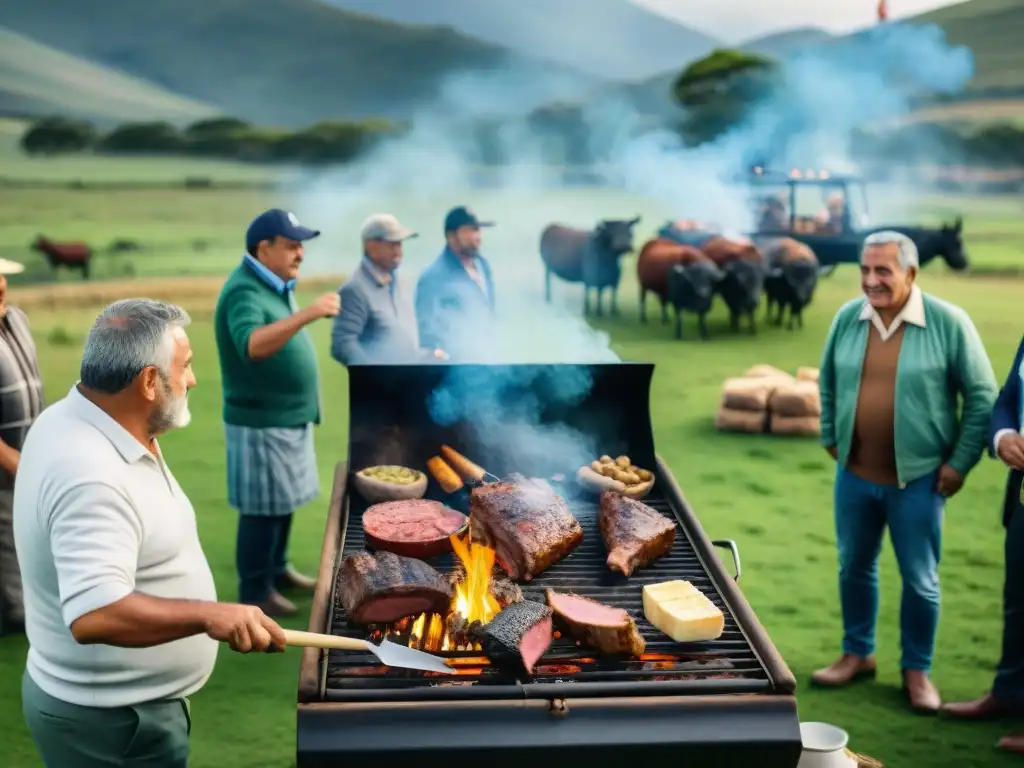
[{"x1": 642, "y1": 580, "x2": 725, "y2": 643}]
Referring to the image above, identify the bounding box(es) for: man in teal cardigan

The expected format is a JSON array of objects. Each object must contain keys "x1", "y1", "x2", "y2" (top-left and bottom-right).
[
  {"x1": 214, "y1": 209, "x2": 340, "y2": 617},
  {"x1": 813, "y1": 231, "x2": 997, "y2": 712}
]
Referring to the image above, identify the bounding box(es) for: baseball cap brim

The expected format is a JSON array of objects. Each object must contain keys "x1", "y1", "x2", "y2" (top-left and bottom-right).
[
  {"x1": 284, "y1": 224, "x2": 321, "y2": 241},
  {"x1": 384, "y1": 229, "x2": 419, "y2": 243},
  {"x1": 0, "y1": 258, "x2": 25, "y2": 275}
]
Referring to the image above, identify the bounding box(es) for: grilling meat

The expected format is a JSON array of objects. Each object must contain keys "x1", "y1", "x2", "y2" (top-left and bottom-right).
[
  {"x1": 599, "y1": 491, "x2": 676, "y2": 577},
  {"x1": 339, "y1": 550, "x2": 452, "y2": 624},
  {"x1": 471, "y1": 599, "x2": 553, "y2": 675},
  {"x1": 545, "y1": 589, "x2": 646, "y2": 656},
  {"x1": 471, "y1": 478, "x2": 583, "y2": 581}
]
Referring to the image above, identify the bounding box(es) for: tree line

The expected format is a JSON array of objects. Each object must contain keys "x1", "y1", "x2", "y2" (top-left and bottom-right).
[{"x1": 18, "y1": 46, "x2": 1024, "y2": 170}]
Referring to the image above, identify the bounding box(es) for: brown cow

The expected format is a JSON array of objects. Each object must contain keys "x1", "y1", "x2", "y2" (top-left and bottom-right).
[
  {"x1": 636, "y1": 238, "x2": 711, "y2": 325},
  {"x1": 699, "y1": 235, "x2": 763, "y2": 268},
  {"x1": 32, "y1": 235, "x2": 92, "y2": 280},
  {"x1": 763, "y1": 238, "x2": 819, "y2": 330},
  {"x1": 540, "y1": 217, "x2": 640, "y2": 317}
]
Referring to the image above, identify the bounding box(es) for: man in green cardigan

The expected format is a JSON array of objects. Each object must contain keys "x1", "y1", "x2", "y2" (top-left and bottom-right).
[
  {"x1": 813, "y1": 230, "x2": 997, "y2": 712},
  {"x1": 214, "y1": 209, "x2": 340, "y2": 617}
]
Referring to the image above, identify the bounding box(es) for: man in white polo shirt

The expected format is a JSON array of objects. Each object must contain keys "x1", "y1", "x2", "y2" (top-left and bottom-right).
[{"x1": 14, "y1": 298, "x2": 288, "y2": 768}]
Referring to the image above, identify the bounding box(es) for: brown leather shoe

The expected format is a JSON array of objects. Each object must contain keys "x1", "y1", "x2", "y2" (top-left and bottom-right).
[
  {"x1": 275, "y1": 565, "x2": 316, "y2": 593},
  {"x1": 258, "y1": 589, "x2": 298, "y2": 618},
  {"x1": 997, "y1": 734, "x2": 1024, "y2": 755},
  {"x1": 903, "y1": 670, "x2": 941, "y2": 714},
  {"x1": 942, "y1": 692, "x2": 1016, "y2": 720},
  {"x1": 811, "y1": 654, "x2": 877, "y2": 687}
]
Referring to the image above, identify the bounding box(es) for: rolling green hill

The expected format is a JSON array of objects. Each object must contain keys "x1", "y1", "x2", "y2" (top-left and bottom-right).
[
  {"x1": 0, "y1": 26, "x2": 218, "y2": 125},
  {"x1": 0, "y1": 0, "x2": 598, "y2": 127}
]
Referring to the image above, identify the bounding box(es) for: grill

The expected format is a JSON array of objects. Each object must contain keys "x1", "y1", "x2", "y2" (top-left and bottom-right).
[{"x1": 297, "y1": 363, "x2": 801, "y2": 766}]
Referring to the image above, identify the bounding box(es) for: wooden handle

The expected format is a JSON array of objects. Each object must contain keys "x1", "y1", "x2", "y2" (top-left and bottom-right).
[{"x1": 283, "y1": 629, "x2": 369, "y2": 652}]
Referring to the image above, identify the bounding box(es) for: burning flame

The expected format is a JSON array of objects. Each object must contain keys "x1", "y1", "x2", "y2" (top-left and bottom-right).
[{"x1": 393, "y1": 533, "x2": 501, "y2": 652}]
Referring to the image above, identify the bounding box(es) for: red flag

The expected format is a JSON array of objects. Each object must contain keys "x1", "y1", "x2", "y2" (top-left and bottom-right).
[{"x1": 877, "y1": 0, "x2": 889, "y2": 22}]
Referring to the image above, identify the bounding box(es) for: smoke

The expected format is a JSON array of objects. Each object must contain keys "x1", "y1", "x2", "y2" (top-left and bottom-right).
[{"x1": 287, "y1": 20, "x2": 972, "y2": 467}]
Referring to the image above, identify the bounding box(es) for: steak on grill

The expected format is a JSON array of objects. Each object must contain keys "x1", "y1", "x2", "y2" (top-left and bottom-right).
[
  {"x1": 470, "y1": 478, "x2": 583, "y2": 581},
  {"x1": 339, "y1": 550, "x2": 452, "y2": 624},
  {"x1": 471, "y1": 599, "x2": 553, "y2": 675},
  {"x1": 545, "y1": 589, "x2": 646, "y2": 656},
  {"x1": 362, "y1": 499, "x2": 466, "y2": 543},
  {"x1": 599, "y1": 491, "x2": 677, "y2": 577}
]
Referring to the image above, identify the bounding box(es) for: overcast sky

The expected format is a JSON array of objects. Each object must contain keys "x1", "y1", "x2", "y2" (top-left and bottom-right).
[{"x1": 632, "y1": 0, "x2": 962, "y2": 43}]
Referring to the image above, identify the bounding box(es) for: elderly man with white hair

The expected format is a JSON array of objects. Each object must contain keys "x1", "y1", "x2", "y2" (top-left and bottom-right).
[
  {"x1": 331, "y1": 213, "x2": 447, "y2": 365},
  {"x1": 14, "y1": 299, "x2": 287, "y2": 768},
  {"x1": 813, "y1": 231, "x2": 997, "y2": 712}
]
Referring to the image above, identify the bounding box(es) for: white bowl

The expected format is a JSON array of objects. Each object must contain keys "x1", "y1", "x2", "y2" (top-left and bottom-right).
[
  {"x1": 352, "y1": 466, "x2": 428, "y2": 503},
  {"x1": 798, "y1": 722, "x2": 855, "y2": 768}
]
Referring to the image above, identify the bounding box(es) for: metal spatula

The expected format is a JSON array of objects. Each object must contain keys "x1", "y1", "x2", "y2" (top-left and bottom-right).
[{"x1": 282, "y1": 629, "x2": 455, "y2": 674}]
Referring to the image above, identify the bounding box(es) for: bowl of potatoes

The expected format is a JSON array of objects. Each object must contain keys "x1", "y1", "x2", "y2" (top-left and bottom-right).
[
  {"x1": 352, "y1": 465, "x2": 428, "y2": 503},
  {"x1": 576, "y1": 455, "x2": 655, "y2": 499}
]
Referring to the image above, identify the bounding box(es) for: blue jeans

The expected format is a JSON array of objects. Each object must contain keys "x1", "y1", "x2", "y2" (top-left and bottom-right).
[{"x1": 834, "y1": 467, "x2": 945, "y2": 671}]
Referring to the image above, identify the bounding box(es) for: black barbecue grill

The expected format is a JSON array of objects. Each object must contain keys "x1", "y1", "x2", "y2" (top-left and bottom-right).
[{"x1": 297, "y1": 363, "x2": 801, "y2": 766}]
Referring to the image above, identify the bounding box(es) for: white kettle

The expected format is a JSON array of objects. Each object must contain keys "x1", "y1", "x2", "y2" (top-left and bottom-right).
[{"x1": 797, "y1": 722, "x2": 858, "y2": 768}]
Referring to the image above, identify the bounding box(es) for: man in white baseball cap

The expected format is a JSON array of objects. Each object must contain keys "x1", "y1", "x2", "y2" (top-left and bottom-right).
[
  {"x1": 0, "y1": 258, "x2": 43, "y2": 636},
  {"x1": 331, "y1": 213, "x2": 446, "y2": 365}
]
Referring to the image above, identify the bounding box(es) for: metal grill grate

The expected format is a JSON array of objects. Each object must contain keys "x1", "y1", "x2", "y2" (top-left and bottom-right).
[{"x1": 324, "y1": 480, "x2": 772, "y2": 697}]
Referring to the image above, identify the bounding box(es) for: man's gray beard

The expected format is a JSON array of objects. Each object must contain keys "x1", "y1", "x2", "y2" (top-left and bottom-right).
[{"x1": 147, "y1": 376, "x2": 190, "y2": 437}]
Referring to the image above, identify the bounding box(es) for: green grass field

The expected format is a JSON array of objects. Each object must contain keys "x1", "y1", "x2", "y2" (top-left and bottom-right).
[{"x1": 0, "y1": 173, "x2": 1022, "y2": 767}]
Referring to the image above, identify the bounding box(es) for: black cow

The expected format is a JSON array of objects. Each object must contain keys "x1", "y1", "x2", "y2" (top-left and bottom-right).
[
  {"x1": 717, "y1": 259, "x2": 766, "y2": 334},
  {"x1": 763, "y1": 238, "x2": 819, "y2": 330},
  {"x1": 540, "y1": 216, "x2": 641, "y2": 316},
  {"x1": 667, "y1": 261, "x2": 723, "y2": 340}
]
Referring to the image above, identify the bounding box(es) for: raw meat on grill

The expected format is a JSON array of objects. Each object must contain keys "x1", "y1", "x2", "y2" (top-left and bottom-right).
[
  {"x1": 339, "y1": 550, "x2": 452, "y2": 624},
  {"x1": 470, "y1": 478, "x2": 583, "y2": 581},
  {"x1": 599, "y1": 491, "x2": 677, "y2": 576},
  {"x1": 545, "y1": 589, "x2": 646, "y2": 656},
  {"x1": 471, "y1": 599, "x2": 553, "y2": 675},
  {"x1": 363, "y1": 499, "x2": 467, "y2": 543}
]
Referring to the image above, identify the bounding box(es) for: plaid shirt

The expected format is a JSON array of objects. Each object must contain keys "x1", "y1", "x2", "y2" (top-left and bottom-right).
[{"x1": 0, "y1": 307, "x2": 43, "y2": 489}]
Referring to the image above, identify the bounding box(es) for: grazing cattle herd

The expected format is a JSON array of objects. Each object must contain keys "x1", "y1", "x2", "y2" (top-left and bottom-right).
[{"x1": 542, "y1": 219, "x2": 821, "y2": 341}]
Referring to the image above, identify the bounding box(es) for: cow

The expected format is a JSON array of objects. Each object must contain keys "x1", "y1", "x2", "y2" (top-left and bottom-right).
[
  {"x1": 539, "y1": 216, "x2": 641, "y2": 317},
  {"x1": 697, "y1": 235, "x2": 765, "y2": 335},
  {"x1": 763, "y1": 238, "x2": 819, "y2": 330},
  {"x1": 718, "y1": 259, "x2": 766, "y2": 335},
  {"x1": 32, "y1": 235, "x2": 92, "y2": 280},
  {"x1": 699, "y1": 235, "x2": 762, "y2": 268},
  {"x1": 636, "y1": 238, "x2": 709, "y2": 325},
  {"x1": 667, "y1": 260, "x2": 723, "y2": 341}
]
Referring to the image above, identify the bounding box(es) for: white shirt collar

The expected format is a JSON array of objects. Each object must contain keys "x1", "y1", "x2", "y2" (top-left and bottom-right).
[{"x1": 858, "y1": 284, "x2": 926, "y2": 342}]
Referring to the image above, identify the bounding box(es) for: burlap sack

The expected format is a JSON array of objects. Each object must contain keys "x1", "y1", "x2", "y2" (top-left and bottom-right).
[
  {"x1": 796, "y1": 366, "x2": 819, "y2": 382},
  {"x1": 769, "y1": 380, "x2": 821, "y2": 418},
  {"x1": 721, "y1": 377, "x2": 782, "y2": 411},
  {"x1": 744, "y1": 364, "x2": 794, "y2": 381},
  {"x1": 770, "y1": 414, "x2": 821, "y2": 437},
  {"x1": 715, "y1": 406, "x2": 768, "y2": 434}
]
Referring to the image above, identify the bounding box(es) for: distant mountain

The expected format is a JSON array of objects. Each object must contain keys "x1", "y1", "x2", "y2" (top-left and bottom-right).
[
  {"x1": 737, "y1": 27, "x2": 835, "y2": 59},
  {"x1": 321, "y1": 0, "x2": 721, "y2": 81},
  {"x1": 0, "y1": 26, "x2": 217, "y2": 125},
  {"x1": 0, "y1": 0, "x2": 599, "y2": 127}
]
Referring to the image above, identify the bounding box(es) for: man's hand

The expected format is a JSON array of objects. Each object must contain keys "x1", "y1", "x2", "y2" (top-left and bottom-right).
[
  {"x1": 997, "y1": 433, "x2": 1024, "y2": 471},
  {"x1": 825, "y1": 445, "x2": 838, "y2": 460},
  {"x1": 305, "y1": 292, "x2": 341, "y2": 320},
  {"x1": 936, "y1": 464, "x2": 965, "y2": 498},
  {"x1": 202, "y1": 603, "x2": 287, "y2": 653}
]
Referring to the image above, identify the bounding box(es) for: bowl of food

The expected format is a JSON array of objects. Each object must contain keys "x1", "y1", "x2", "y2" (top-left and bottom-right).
[
  {"x1": 352, "y1": 465, "x2": 428, "y2": 503},
  {"x1": 576, "y1": 454, "x2": 655, "y2": 499},
  {"x1": 362, "y1": 499, "x2": 470, "y2": 559}
]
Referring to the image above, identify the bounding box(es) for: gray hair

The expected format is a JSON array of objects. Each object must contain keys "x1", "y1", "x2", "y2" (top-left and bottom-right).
[
  {"x1": 80, "y1": 299, "x2": 191, "y2": 395},
  {"x1": 861, "y1": 230, "x2": 919, "y2": 270}
]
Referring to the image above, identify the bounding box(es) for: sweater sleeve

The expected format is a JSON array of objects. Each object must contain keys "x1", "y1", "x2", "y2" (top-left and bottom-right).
[
  {"x1": 818, "y1": 309, "x2": 843, "y2": 449},
  {"x1": 947, "y1": 311, "x2": 999, "y2": 476},
  {"x1": 224, "y1": 285, "x2": 264, "y2": 362}
]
